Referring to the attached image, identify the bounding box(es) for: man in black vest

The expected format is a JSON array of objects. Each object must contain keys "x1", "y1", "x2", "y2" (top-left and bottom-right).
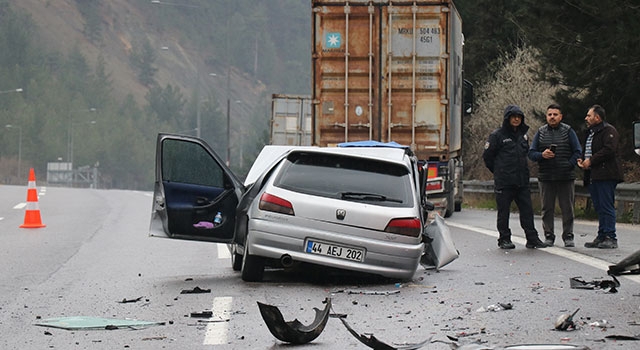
[{"x1": 528, "y1": 104, "x2": 582, "y2": 247}]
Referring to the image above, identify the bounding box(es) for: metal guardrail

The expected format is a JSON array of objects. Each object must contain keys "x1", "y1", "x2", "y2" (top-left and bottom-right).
[{"x1": 464, "y1": 179, "x2": 640, "y2": 224}]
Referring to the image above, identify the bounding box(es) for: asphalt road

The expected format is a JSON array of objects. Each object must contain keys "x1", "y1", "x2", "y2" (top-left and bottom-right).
[{"x1": 1, "y1": 184, "x2": 639, "y2": 349}]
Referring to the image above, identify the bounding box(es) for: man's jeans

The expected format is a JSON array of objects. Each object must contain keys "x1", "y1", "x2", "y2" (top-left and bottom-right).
[{"x1": 588, "y1": 180, "x2": 618, "y2": 239}]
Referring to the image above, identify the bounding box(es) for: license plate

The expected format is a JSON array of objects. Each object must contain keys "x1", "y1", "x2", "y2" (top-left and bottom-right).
[{"x1": 305, "y1": 240, "x2": 364, "y2": 262}]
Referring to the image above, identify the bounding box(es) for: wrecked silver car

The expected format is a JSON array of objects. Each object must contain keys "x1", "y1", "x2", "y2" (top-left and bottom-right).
[{"x1": 149, "y1": 134, "x2": 443, "y2": 282}]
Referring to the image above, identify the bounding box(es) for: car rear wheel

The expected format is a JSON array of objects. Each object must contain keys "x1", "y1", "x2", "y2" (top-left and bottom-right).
[{"x1": 241, "y1": 239, "x2": 264, "y2": 282}]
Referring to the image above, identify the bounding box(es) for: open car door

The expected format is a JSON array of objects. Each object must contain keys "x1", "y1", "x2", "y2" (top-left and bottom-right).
[{"x1": 149, "y1": 133, "x2": 245, "y2": 243}]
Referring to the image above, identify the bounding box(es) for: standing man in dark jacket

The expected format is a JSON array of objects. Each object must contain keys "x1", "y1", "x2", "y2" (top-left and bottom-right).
[
  {"x1": 528, "y1": 104, "x2": 582, "y2": 247},
  {"x1": 577, "y1": 104, "x2": 623, "y2": 249},
  {"x1": 483, "y1": 105, "x2": 548, "y2": 249}
]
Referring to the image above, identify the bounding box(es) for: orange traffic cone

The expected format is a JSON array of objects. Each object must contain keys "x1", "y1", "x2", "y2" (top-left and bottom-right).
[{"x1": 20, "y1": 168, "x2": 46, "y2": 228}]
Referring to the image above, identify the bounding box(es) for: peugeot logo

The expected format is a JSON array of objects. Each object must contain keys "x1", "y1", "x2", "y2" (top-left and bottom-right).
[{"x1": 336, "y1": 209, "x2": 346, "y2": 220}]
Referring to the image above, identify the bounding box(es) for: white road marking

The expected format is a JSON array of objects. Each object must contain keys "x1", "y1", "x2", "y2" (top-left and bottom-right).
[
  {"x1": 13, "y1": 203, "x2": 27, "y2": 209},
  {"x1": 217, "y1": 244, "x2": 231, "y2": 259},
  {"x1": 448, "y1": 221, "x2": 640, "y2": 285},
  {"x1": 203, "y1": 297, "x2": 233, "y2": 345}
]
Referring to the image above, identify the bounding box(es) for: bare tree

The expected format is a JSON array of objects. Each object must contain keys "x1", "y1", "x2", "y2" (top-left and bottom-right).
[{"x1": 464, "y1": 45, "x2": 560, "y2": 181}]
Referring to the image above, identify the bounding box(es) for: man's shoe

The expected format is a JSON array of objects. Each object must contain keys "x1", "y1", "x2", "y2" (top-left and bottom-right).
[
  {"x1": 597, "y1": 237, "x2": 618, "y2": 249},
  {"x1": 544, "y1": 238, "x2": 554, "y2": 247},
  {"x1": 564, "y1": 239, "x2": 575, "y2": 248},
  {"x1": 498, "y1": 239, "x2": 515, "y2": 249},
  {"x1": 584, "y1": 237, "x2": 604, "y2": 248},
  {"x1": 526, "y1": 238, "x2": 549, "y2": 249}
]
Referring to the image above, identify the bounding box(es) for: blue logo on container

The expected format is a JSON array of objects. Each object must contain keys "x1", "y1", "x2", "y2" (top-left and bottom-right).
[{"x1": 325, "y1": 32, "x2": 341, "y2": 48}]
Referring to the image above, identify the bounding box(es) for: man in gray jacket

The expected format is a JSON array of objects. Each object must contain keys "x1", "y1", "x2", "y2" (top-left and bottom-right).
[{"x1": 529, "y1": 104, "x2": 582, "y2": 247}]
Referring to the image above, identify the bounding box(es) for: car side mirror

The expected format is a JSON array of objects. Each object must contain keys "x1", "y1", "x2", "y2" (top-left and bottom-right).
[{"x1": 423, "y1": 200, "x2": 435, "y2": 212}]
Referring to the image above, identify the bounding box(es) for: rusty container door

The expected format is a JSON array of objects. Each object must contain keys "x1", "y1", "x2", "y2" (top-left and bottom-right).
[
  {"x1": 312, "y1": 0, "x2": 381, "y2": 146},
  {"x1": 312, "y1": 0, "x2": 453, "y2": 159}
]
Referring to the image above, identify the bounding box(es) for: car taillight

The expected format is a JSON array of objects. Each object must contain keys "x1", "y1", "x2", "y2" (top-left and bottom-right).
[
  {"x1": 384, "y1": 218, "x2": 421, "y2": 237},
  {"x1": 259, "y1": 193, "x2": 294, "y2": 215}
]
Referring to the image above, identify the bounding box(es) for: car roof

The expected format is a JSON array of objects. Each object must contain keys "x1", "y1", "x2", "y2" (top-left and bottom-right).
[{"x1": 244, "y1": 144, "x2": 413, "y2": 185}]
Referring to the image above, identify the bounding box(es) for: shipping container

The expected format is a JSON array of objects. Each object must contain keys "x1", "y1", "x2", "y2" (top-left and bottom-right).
[
  {"x1": 310, "y1": 0, "x2": 470, "y2": 217},
  {"x1": 270, "y1": 94, "x2": 312, "y2": 146}
]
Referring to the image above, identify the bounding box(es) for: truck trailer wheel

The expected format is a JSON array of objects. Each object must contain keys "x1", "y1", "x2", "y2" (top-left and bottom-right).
[{"x1": 444, "y1": 192, "x2": 455, "y2": 218}]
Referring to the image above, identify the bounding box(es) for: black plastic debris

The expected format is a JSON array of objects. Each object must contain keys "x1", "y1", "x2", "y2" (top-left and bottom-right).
[
  {"x1": 190, "y1": 311, "x2": 213, "y2": 318},
  {"x1": 257, "y1": 297, "x2": 331, "y2": 344},
  {"x1": 555, "y1": 308, "x2": 580, "y2": 331},
  {"x1": 332, "y1": 289, "x2": 400, "y2": 296},
  {"x1": 605, "y1": 334, "x2": 640, "y2": 341},
  {"x1": 180, "y1": 286, "x2": 211, "y2": 294},
  {"x1": 337, "y1": 315, "x2": 431, "y2": 350},
  {"x1": 608, "y1": 250, "x2": 640, "y2": 276},
  {"x1": 119, "y1": 296, "x2": 143, "y2": 303},
  {"x1": 570, "y1": 276, "x2": 620, "y2": 293}
]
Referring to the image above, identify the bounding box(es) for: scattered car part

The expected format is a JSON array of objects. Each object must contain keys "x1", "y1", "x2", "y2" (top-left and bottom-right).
[
  {"x1": 421, "y1": 214, "x2": 459, "y2": 270},
  {"x1": 190, "y1": 311, "x2": 213, "y2": 318},
  {"x1": 569, "y1": 276, "x2": 619, "y2": 293},
  {"x1": 503, "y1": 345, "x2": 590, "y2": 349},
  {"x1": 337, "y1": 315, "x2": 431, "y2": 350},
  {"x1": 608, "y1": 250, "x2": 640, "y2": 275},
  {"x1": 180, "y1": 286, "x2": 211, "y2": 294},
  {"x1": 118, "y1": 296, "x2": 144, "y2": 303},
  {"x1": 257, "y1": 298, "x2": 331, "y2": 344},
  {"x1": 555, "y1": 308, "x2": 580, "y2": 331},
  {"x1": 34, "y1": 316, "x2": 165, "y2": 330}
]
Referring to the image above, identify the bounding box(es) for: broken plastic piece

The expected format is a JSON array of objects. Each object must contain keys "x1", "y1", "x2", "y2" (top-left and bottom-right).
[
  {"x1": 181, "y1": 286, "x2": 211, "y2": 294},
  {"x1": 34, "y1": 316, "x2": 164, "y2": 330},
  {"x1": 555, "y1": 308, "x2": 580, "y2": 331},
  {"x1": 421, "y1": 214, "x2": 459, "y2": 270},
  {"x1": 569, "y1": 276, "x2": 620, "y2": 293},
  {"x1": 338, "y1": 315, "x2": 431, "y2": 350},
  {"x1": 257, "y1": 297, "x2": 331, "y2": 344},
  {"x1": 608, "y1": 250, "x2": 640, "y2": 276},
  {"x1": 190, "y1": 311, "x2": 213, "y2": 318},
  {"x1": 119, "y1": 296, "x2": 143, "y2": 303}
]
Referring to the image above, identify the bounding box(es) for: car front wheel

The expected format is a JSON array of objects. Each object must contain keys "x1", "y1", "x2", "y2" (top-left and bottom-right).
[
  {"x1": 231, "y1": 243, "x2": 243, "y2": 271},
  {"x1": 241, "y1": 238, "x2": 264, "y2": 282}
]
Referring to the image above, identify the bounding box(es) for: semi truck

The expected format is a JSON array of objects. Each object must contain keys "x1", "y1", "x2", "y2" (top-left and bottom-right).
[
  {"x1": 271, "y1": 0, "x2": 472, "y2": 217},
  {"x1": 312, "y1": 0, "x2": 472, "y2": 217}
]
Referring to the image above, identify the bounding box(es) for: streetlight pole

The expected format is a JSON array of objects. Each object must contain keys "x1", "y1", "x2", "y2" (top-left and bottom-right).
[
  {"x1": 68, "y1": 108, "x2": 97, "y2": 163},
  {"x1": 0, "y1": 88, "x2": 23, "y2": 95},
  {"x1": 70, "y1": 120, "x2": 97, "y2": 169},
  {"x1": 4, "y1": 124, "x2": 22, "y2": 180}
]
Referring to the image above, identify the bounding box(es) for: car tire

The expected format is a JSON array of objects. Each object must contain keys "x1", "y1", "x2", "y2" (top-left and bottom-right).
[
  {"x1": 231, "y1": 244, "x2": 243, "y2": 271},
  {"x1": 241, "y1": 239, "x2": 264, "y2": 282}
]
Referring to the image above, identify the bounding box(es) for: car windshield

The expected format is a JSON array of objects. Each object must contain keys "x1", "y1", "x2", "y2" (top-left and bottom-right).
[{"x1": 273, "y1": 152, "x2": 413, "y2": 207}]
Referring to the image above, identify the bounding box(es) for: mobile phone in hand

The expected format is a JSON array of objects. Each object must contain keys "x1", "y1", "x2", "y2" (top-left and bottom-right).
[{"x1": 549, "y1": 144, "x2": 557, "y2": 153}]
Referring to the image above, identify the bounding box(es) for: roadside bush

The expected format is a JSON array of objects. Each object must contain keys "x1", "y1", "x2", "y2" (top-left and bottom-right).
[{"x1": 464, "y1": 45, "x2": 560, "y2": 181}]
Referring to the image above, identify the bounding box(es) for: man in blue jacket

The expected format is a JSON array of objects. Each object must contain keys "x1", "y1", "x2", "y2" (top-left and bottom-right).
[
  {"x1": 483, "y1": 105, "x2": 548, "y2": 249},
  {"x1": 528, "y1": 104, "x2": 582, "y2": 247}
]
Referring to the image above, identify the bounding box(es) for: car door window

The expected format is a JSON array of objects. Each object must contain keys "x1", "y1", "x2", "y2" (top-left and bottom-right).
[{"x1": 162, "y1": 139, "x2": 223, "y2": 187}]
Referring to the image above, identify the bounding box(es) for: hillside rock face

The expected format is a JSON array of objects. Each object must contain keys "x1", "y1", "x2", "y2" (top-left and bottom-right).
[{"x1": 12, "y1": 0, "x2": 264, "y2": 111}]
